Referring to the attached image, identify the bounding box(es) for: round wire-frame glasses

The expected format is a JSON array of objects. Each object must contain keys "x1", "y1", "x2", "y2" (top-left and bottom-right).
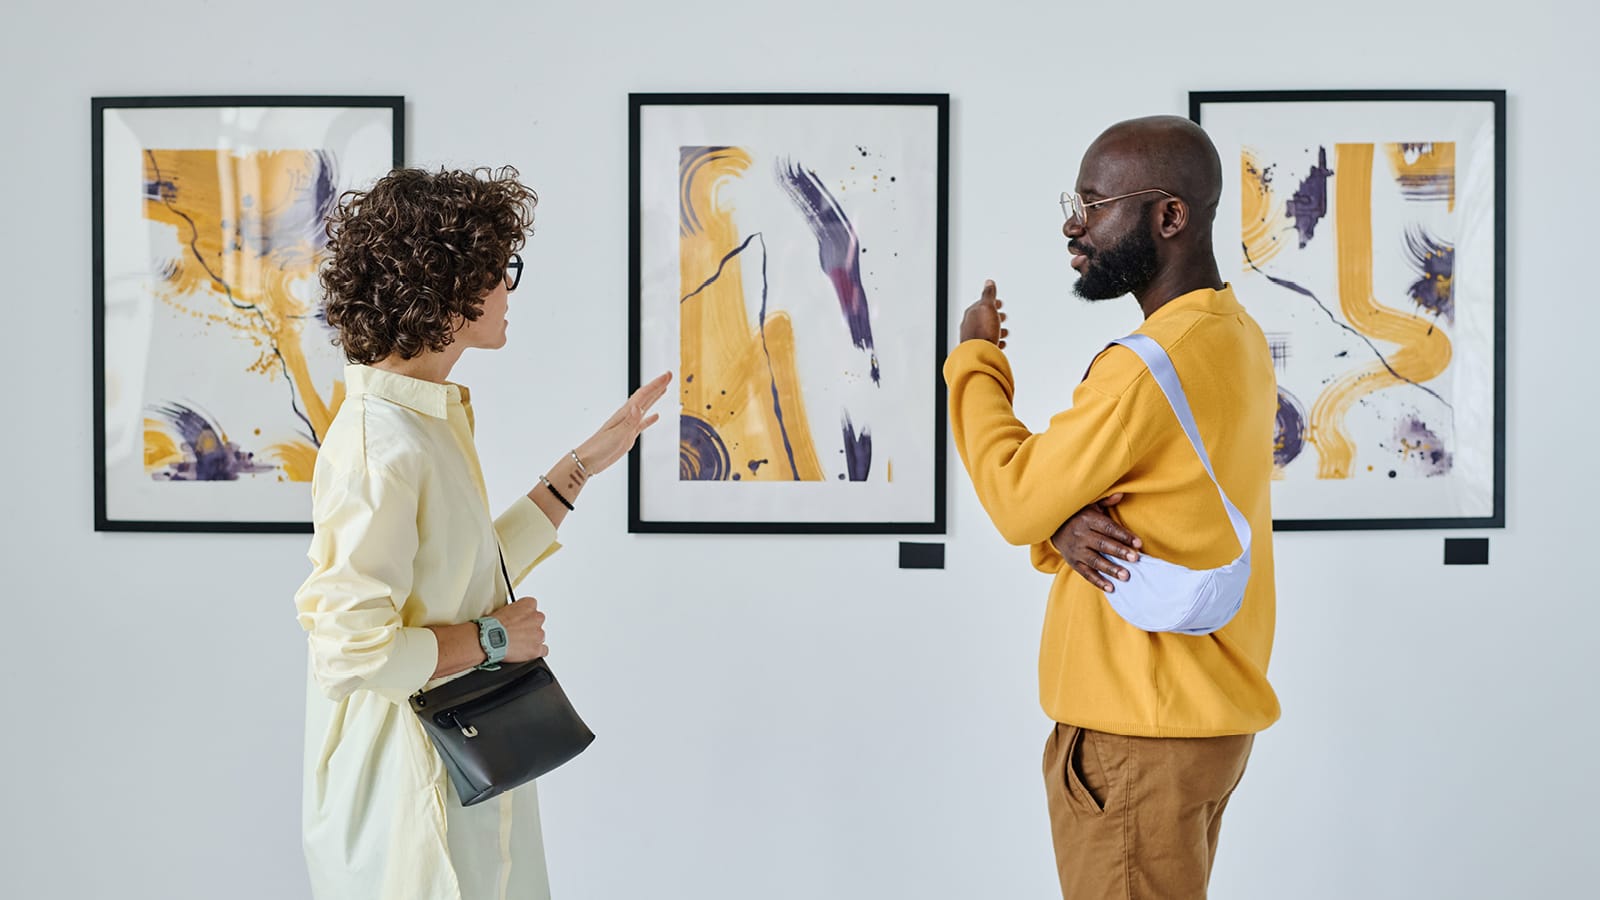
[{"x1": 1059, "y1": 188, "x2": 1177, "y2": 224}]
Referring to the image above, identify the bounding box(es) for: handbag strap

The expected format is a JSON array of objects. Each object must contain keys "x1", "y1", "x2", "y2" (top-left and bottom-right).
[
  {"x1": 497, "y1": 547, "x2": 516, "y2": 603},
  {"x1": 1107, "y1": 334, "x2": 1252, "y2": 553}
]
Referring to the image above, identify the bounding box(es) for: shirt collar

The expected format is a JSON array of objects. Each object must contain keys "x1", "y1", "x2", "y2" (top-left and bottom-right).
[
  {"x1": 1147, "y1": 282, "x2": 1243, "y2": 321},
  {"x1": 345, "y1": 365, "x2": 470, "y2": 419}
]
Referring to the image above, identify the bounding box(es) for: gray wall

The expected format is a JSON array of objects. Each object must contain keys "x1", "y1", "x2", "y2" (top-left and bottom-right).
[{"x1": 2, "y1": 0, "x2": 1595, "y2": 897}]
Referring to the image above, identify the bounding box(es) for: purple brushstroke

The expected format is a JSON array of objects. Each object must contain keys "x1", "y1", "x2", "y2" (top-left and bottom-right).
[
  {"x1": 679, "y1": 414, "x2": 731, "y2": 481},
  {"x1": 1285, "y1": 147, "x2": 1333, "y2": 248},
  {"x1": 1394, "y1": 143, "x2": 1454, "y2": 203},
  {"x1": 751, "y1": 231, "x2": 804, "y2": 480},
  {"x1": 1405, "y1": 229, "x2": 1455, "y2": 325},
  {"x1": 150, "y1": 403, "x2": 274, "y2": 481},
  {"x1": 1274, "y1": 387, "x2": 1307, "y2": 469},
  {"x1": 775, "y1": 159, "x2": 880, "y2": 385},
  {"x1": 1395, "y1": 416, "x2": 1453, "y2": 476},
  {"x1": 681, "y1": 231, "x2": 762, "y2": 304},
  {"x1": 841, "y1": 414, "x2": 872, "y2": 482}
]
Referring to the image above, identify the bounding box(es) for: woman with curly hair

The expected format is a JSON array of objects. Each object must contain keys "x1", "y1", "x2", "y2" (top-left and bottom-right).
[{"x1": 294, "y1": 166, "x2": 670, "y2": 900}]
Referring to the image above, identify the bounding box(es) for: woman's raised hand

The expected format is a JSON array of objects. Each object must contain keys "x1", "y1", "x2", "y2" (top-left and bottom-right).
[{"x1": 573, "y1": 371, "x2": 672, "y2": 475}]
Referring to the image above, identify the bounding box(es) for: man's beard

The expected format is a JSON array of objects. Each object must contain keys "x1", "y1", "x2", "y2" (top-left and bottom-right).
[{"x1": 1073, "y1": 205, "x2": 1160, "y2": 301}]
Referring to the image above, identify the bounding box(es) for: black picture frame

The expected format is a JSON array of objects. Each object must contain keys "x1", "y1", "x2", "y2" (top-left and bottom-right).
[
  {"x1": 1191, "y1": 90, "x2": 1506, "y2": 531},
  {"x1": 93, "y1": 95, "x2": 404, "y2": 533},
  {"x1": 628, "y1": 92, "x2": 950, "y2": 534}
]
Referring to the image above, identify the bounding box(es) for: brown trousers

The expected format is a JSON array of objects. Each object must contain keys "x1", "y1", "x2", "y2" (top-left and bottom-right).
[{"x1": 1042, "y1": 723, "x2": 1254, "y2": 899}]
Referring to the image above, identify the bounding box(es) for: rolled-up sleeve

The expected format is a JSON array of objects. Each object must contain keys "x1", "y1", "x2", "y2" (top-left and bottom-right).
[
  {"x1": 295, "y1": 462, "x2": 438, "y2": 704},
  {"x1": 495, "y1": 493, "x2": 561, "y2": 587}
]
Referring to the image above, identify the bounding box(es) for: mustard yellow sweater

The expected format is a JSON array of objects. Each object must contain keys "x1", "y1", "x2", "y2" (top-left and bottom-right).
[{"x1": 944, "y1": 286, "x2": 1280, "y2": 737}]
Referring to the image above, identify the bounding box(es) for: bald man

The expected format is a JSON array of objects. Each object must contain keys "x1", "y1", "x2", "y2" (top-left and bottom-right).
[{"x1": 944, "y1": 116, "x2": 1279, "y2": 898}]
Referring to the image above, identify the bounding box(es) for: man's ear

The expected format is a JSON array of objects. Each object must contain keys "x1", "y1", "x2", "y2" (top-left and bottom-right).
[{"x1": 1157, "y1": 198, "x2": 1189, "y2": 239}]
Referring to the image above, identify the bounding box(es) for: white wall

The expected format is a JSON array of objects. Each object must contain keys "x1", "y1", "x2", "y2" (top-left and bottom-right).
[{"x1": 3, "y1": 1, "x2": 1596, "y2": 897}]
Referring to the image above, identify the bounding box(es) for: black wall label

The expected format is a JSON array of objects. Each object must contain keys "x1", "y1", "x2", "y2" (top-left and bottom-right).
[
  {"x1": 1444, "y1": 538, "x2": 1489, "y2": 566},
  {"x1": 899, "y1": 542, "x2": 945, "y2": 569}
]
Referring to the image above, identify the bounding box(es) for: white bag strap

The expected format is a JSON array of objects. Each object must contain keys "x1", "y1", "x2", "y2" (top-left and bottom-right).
[{"x1": 1109, "y1": 334, "x2": 1251, "y2": 552}]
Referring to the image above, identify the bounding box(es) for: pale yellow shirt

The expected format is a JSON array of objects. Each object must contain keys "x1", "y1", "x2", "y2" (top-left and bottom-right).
[{"x1": 295, "y1": 365, "x2": 561, "y2": 900}]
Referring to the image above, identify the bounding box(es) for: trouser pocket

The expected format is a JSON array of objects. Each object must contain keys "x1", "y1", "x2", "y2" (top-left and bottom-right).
[{"x1": 1048, "y1": 723, "x2": 1113, "y2": 816}]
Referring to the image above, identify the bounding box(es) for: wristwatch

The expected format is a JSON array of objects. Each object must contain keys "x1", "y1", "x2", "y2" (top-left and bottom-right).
[{"x1": 473, "y1": 616, "x2": 508, "y2": 670}]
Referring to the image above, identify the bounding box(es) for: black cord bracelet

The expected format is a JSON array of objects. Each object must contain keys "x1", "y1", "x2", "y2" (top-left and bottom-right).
[{"x1": 540, "y1": 474, "x2": 574, "y2": 511}]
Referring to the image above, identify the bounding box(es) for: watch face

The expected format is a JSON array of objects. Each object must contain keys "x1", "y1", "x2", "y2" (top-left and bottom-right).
[{"x1": 489, "y1": 631, "x2": 507, "y2": 650}]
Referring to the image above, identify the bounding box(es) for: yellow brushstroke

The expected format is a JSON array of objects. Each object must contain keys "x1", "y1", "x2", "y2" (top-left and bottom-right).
[
  {"x1": 143, "y1": 419, "x2": 182, "y2": 473},
  {"x1": 1241, "y1": 148, "x2": 1283, "y2": 268},
  {"x1": 1308, "y1": 144, "x2": 1453, "y2": 478},
  {"x1": 268, "y1": 440, "x2": 319, "y2": 483},
  {"x1": 887, "y1": 459, "x2": 893, "y2": 483},
  {"x1": 679, "y1": 147, "x2": 823, "y2": 481},
  {"x1": 1384, "y1": 142, "x2": 1456, "y2": 212},
  {"x1": 143, "y1": 150, "x2": 340, "y2": 446}
]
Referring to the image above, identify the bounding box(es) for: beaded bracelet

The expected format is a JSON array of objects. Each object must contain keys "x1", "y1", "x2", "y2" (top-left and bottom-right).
[{"x1": 539, "y1": 474, "x2": 574, "y2": 511}]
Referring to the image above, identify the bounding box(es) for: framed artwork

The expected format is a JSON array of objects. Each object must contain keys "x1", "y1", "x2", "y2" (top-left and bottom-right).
[
  {"x1": 93, "y1": 95, "x2": 403, "y2": 532},
  {"x1": 1191, "y1": 90, "x2": 1506, "y2": 530},
  {"x1": 629, "y1": 93, "x2": 949, "y2": 534}
]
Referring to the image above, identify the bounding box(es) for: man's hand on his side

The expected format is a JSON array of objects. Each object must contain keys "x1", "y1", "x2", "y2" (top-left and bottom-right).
[{"x1": 1050, "y1": 493, "x2": 1144, "y2": 593}]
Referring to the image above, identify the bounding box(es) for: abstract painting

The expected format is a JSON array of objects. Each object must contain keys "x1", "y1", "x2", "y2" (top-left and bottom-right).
[
  {"x1": 630, "y1": 94, "x2": 948, "y2": 533},
  {"x1": 94, "y1": 96, "x2": 403, "y2": 532},
  {"x1": 1192, "y1": 91, "x2": 1505, "y2": 530}
]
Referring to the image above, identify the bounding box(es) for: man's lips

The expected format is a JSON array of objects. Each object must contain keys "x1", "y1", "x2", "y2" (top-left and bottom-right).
[{"x1": 1069, "y1": 245, "x2": 1091, "y2": 271}]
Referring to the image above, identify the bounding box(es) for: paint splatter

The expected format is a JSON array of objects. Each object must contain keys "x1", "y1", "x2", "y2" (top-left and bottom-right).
[
  {"x1": 842, "y1": 414, "x2": 872, "y2": 482},
  {"x1": 747, "y1": 458, "x2": 769, "y2": 476},
  {"x1": 1241, "y1": 149, "x2": 1285, "y2": 268},
  {"x1": 679, "y1": 414, "x2": 731, "y2": 481},
  {"x1": 1273, "y1": 387, "x2": 1307, "y2": 469},
  {"x1": 1285, "y1": 146, "x2": 1333, "y2": 248},
  {"x1": 148, "y1": 403, "x2": 274, "y2": 481},
  {"x1": 1394, "y1": 416, "x2": 1453, "y2": 476},
  {"x1": 775, "y1": 159, "x2": 880, "y2": 385},
  {"x1": 1405, "y1": 229, "x2": 1455, "y2": 324}
]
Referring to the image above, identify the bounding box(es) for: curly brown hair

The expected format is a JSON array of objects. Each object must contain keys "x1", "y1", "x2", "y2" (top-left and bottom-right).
[{"x1": 320, "y1": 166, "x2": 537, "y2": 364}]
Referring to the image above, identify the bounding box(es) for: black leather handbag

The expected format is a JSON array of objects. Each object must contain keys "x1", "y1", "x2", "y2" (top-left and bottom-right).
[{"x1": 409, "y1": 551, "x2": 595, "y2": 806}]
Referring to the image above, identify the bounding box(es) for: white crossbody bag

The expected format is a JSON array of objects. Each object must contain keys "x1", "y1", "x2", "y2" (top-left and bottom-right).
[{"x1": 1095, "y1": 334, "x2": 1251, "y2": 635}]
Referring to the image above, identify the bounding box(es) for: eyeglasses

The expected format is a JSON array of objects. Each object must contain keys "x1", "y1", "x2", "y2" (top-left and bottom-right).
[
  {"x1": 504, "y1": 252, "x2": 523, "y2": 291},
  {"x1": 1060, "y1": 189, "x2": 1177, "y2": 225}
]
